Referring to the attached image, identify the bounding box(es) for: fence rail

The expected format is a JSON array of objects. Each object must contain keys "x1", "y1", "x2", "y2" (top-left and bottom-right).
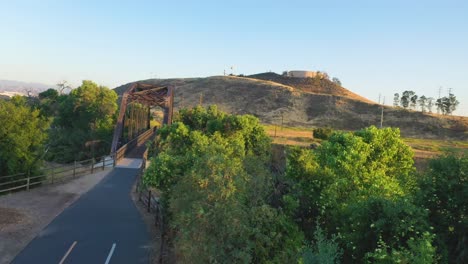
[
  {"x1": 0, "y1": 155, "x2": 115, "y2": 195},
  {"x1": 0, "y1": 127, "x2": 157, "y2": 195}
]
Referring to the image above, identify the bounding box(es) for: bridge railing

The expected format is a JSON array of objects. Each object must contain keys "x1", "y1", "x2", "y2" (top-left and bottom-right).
[
  {"x1": 0, "y1": 156, "x2": 114, "y2": 195},
  {"x1": 113, "y1": 127, "x2": 157, "y2": 163}
]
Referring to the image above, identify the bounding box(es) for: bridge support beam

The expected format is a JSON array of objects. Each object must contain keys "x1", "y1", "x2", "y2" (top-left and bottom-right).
[{"x1": 110, "y1": 84, "x2": 174, "y2": 154}]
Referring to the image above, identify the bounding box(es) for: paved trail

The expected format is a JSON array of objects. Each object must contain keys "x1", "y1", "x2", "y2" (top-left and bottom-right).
[{"x1": 13, "y1": 162, "x2": 149, "y2": 264}]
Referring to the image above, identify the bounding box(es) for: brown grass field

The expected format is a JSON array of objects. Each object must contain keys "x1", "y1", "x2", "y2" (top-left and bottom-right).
[{"x1": 263, "y1": 124, "x2": 468, "y2": 171}]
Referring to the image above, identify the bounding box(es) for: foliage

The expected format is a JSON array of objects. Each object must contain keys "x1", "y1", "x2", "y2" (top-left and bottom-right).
[
  {"x1": 393, "y1": 93, "x2": 399, "y2": 107},
  {"x1": 418, "y1": 152, "x2": 468, "y2": 263},
  {"x1": 395, "y1": 89, "x2": 458, "y2": 114},
  {"x1": 144, "y1": 106, "x2": 303, "y2": 263},
  {"x1": 400, "y1": 91, "x2": 415, "y2": 109},
  {"x1": 341, "y1": 196, "x2": 433, "y2": 262},
  {"x1": 0, "y1": 96, "x2": 49, "y2": 176},
  {"x1": 418, "y1": 95, "x2": 427, "y2": 112},
  {"x1": 410, "y1": 94, "x2": 418, "y2": 110},
  {"x1": 436, "y1": 93, "x2": 459, "y2": 115},
  {"x1": 364, "y1": 232, "x2": 436, "y2": 264},
  {"x1": 331, "y1": 77, "x2": 342, "y2": 86},
  {"x1": 37, "y1": 88, "x2": 65, "y2": 117},
  {"x1": 46, "y1": 80, "x2": 117, "y2": 162},
  {"x1": 285, "y1": 126, "x2": 429, "y2": 262},
  {"x1": 300, "y1": 224, "x2": 343, "y2": 264},
  {"x1": 312, "y1": 127, "x2": 334, "y2": 140}
]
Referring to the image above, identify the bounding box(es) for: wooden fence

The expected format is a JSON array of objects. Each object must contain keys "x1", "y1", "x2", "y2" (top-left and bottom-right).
[
  {"x1": 0, "y1": 127, "x2": 157, "y2": 195},
  {"x1": 0, "y1": 155, "x2": 115, "y2": 195}
]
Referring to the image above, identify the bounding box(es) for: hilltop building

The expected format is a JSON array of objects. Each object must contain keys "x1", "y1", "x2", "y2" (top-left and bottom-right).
[{"x1": 285, "y1": 70, "x2": 325, "y2": 78}]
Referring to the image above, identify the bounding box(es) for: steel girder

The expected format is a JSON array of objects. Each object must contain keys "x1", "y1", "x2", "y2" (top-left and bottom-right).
[{"x1": 110, "y1": 83, "x2": 174, "y2": 154}]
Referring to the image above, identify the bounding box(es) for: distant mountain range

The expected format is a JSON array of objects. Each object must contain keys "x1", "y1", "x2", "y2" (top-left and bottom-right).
[{"x1": 0, "y1": 80, "x2": 51, "y2": 96}]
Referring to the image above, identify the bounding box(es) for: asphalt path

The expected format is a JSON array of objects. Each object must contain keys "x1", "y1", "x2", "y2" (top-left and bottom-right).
[{"x1": 12, "y1": 166, "x2": 150, "y2": 264}]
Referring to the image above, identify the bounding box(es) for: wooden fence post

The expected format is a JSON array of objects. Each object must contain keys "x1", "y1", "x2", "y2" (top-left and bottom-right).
[
  {"x1": 91, "y1": 158, "x2": 95, "y2": 174},
  {"x1": 102, "y1": 156, "x2": 105, "y2": 170},
  {"x1": 26, "y1": 172, "x2": 30, "y2": 191}
]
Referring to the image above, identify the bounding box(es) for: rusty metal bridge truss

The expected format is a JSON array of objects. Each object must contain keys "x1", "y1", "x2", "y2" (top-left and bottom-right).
[{"x1": 110, "y1": 83, "x2": 174, "y2": 155}]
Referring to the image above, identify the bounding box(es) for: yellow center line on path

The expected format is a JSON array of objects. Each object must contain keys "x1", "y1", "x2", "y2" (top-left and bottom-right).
[{"x1": 58, "y1": 241, "x2": 77, "y2": 264}]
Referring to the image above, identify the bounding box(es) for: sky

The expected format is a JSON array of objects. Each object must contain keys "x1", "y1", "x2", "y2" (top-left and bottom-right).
[{"x1": 1, "y1": 0, "x2": 467, "y2": 115}]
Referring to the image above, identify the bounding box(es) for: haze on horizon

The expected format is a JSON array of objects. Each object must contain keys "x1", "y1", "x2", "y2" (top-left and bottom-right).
[{"x1": 1, "y1": 0, "x2": 467, "y2": 115}]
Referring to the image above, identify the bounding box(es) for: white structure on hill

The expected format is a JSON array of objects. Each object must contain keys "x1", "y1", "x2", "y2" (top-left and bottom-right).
[{"x1": 286, "y1": 70, "x2": 324, "y2": 78}]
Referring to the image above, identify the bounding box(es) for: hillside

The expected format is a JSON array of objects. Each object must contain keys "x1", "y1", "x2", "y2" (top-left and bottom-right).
[
  {"x1": 114, "y1": 75, "x2": 468, "y2": 140},
  {"x1": 248, "y1": 72, "x2": 374, "y2": 103}
]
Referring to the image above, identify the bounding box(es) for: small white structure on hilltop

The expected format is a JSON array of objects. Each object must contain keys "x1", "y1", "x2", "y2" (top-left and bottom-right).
[{"x1": 286, "y1": 70, "x2": 324, "y2": 78}]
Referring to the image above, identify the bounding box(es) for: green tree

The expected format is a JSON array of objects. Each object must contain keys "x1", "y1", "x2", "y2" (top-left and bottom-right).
[
  {"x1": 400, "y1": 91, "x2": 415, "y2": 109},
  {"x1": 410, "y1": 94, "x2": 418, "y2": 110},
  {"x1": 418, "y1": 95, "x2": 427, "y2": 112},
  {"x1": 418, "y1": 153, "x2": 468, "y2": 263},
  {"x1": 285, "y1": 126, "x2": 430, "y2": 262},
  {"x1": 144, "y1": 106, "x2": 303, "y2": 263},
  {"x1": 447, "y1": 93, "x2": 459, "y2": 114},
  {"x1": 0, "y1": 96, "x2": 50, "y2": 176},
  {"x1": 332, "y1": 77, "x2": 342, "y2": 86},
  {"x1": 393, "y1": 93, "x2": 400, "y2": 107},
  {"x1": 47, "y1": 80, "x2": 117, "y2": 162}
]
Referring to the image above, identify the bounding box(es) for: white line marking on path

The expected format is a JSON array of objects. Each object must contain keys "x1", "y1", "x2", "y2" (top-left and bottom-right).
[
  {"x1": 59, "y1": 241, "x2": 77, "y2": 264},
  {"x1": 104, "y1": 243, "x2": 116, "y2": 264}
]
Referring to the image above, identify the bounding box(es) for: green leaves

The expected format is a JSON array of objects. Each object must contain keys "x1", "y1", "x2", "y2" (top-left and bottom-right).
[
  {"x1": 0, "y1": 96, "x2": 49, "y2": 176},
  {"x1": 285, "y1": 126, "x2": 433, "y2": 262},
  {"x1": 46, "y1": 81, "x2": 117, "y2": 162},
  {"x1": 144, "y1": 105, "x2": 302, "y2": 263},
  {"x1": 418, "y1": 152, "x2": 468, "y2": 263}
]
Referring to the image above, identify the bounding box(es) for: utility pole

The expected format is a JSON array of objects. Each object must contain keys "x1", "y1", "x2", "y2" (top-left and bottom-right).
[{"x1": 199, "y1": 93, "x2": 203, "y2": 106}]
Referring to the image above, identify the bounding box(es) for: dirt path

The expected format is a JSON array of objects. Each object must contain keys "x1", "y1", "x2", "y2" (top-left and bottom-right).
[{"x1": 0, "y1": 169, "x2": 112, "y2": 264}]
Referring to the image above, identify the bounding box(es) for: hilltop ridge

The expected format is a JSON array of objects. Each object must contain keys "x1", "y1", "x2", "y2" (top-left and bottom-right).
[
  {"x1": 247, "y1": 72, "x2": 374, "y2": 103},
  {"x1": 114, "y1": 74, "x2": 467, "y2": 140}
]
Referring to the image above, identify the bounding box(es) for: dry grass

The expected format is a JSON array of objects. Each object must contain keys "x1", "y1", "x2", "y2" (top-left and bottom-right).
[
  {"x1": 113, "y1": 75, "x2": 467, "y2": 141},
  {"x1": 264, "y1": 125, "x2": 316, "y2": 146},
  {"x1": 263, "y1": 124, "x2": 468, "y2": 171}
]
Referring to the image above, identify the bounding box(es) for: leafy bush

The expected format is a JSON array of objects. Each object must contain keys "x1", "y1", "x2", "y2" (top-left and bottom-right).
[
  {"x1": 285, "y1": 126, "x2": 432, "y2": 262},
  {"x1": 313, "y1": 127, "x2": 334, "y2": 140},
  {"x1": 0, "y1": 96, "x2": 49, "y2": 176},
  {"x1": 300, "y1": 224, "x2": 343, "y2": 264},
  {"x1": 46, "y1": 81, "x2": 117, "y2": 162},
  {"x1": 144, "y1": 106, "x2": 303, "y2": 263},
  {"x1": 417, "y1": 152, "x2": 468, "y2": 263}
]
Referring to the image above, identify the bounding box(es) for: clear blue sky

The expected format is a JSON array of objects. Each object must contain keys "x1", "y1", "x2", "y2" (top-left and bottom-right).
[{"x1": 1, "y1": 0, "x2": 467, "y2": 115}]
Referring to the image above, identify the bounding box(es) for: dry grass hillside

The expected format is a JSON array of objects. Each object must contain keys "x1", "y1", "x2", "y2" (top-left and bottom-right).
[
  {"x1": 114, "y1": 74, "x2": 467, "y2": 140},
  {"x1": 248, "y1": 72, "x2": 374, "y2": 103}
]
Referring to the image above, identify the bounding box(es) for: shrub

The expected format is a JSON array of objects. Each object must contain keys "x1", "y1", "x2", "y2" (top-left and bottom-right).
[
  {"x1": 313, "y1": 127, "x2": 334, "y2": 140},
  {"x1": 417, "y1": 152, "x2": 468, "y2": 263}
]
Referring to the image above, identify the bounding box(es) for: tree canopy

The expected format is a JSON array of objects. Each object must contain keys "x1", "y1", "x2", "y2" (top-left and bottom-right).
[
  {"x1": 46, "y1": 80, "x2": 117, "y2": 162},
  {"x1": 0, "y1": 96, "x2": 49, "y2": 176}
]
